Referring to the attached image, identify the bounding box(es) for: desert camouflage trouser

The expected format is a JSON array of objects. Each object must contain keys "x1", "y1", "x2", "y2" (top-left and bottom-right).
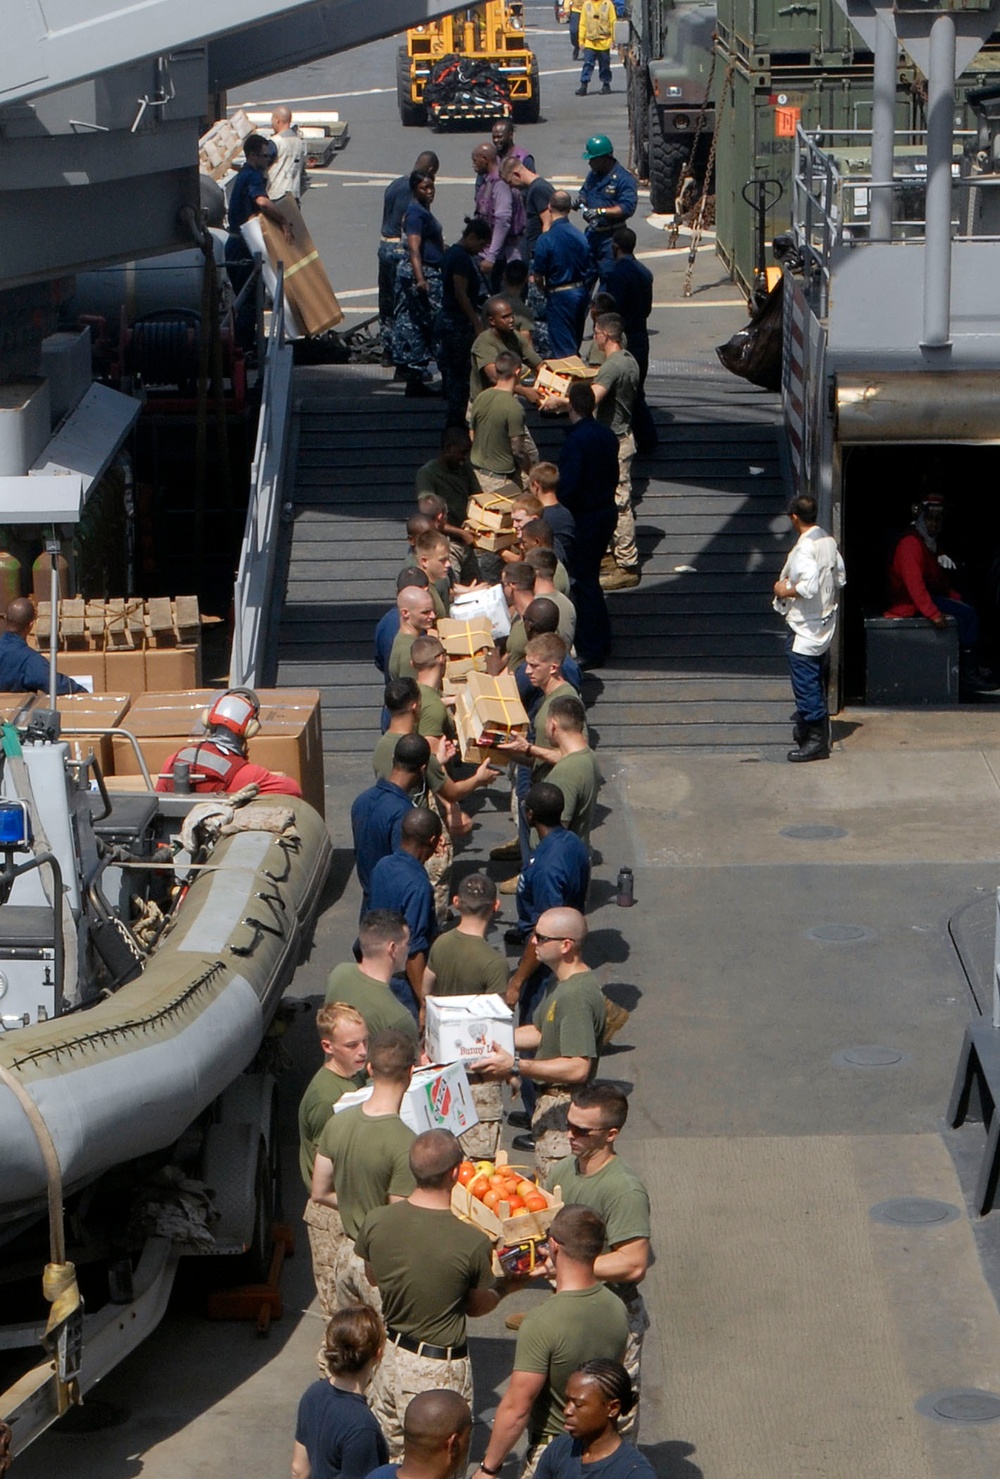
[
  {"x1": 459, "y1": 1080, "x2": 503, "y2": 1160},
  {"x1": 302, "y1": 1201, "x2": 347, "y2": 1319},
  {"x1": 531, "y1": 1088, "x2": 573, "y2": 1183},
  {"x1": 335, "y1": 1243, "x2": 383, "y2": 1317},
  {"x1": 368, "y1": 1338, "x2": 473, "y2": 1459}
]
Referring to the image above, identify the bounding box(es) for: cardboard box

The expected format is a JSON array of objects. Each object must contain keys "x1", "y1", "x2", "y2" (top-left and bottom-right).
[
  {"x1": 53, "y1": 651, "x2": 105, "y2": 693},
  {"x1": 0, "y1": 694, "x2": 37, "y2": 724},
  {"x1": 451, "y1": 1149, "x2": 562, "y2": 1246},
  {"x1": 111, "y1": 687, "x2": 325, "y2": 816},
  {"x1": 453, "y1": 672, "x2": 528, "y2": 762},
  {"x1": 335, "y1": 1063, "x2": 479, "y2": 1138},
  {"x1": 466, "y1": 489, "x2": 517, "y2": 534},
  {"x1": 143, "y1": 646, "x2": 201, "y2": 692},
  {"x1": 104, "y1": 648, "x2": 147, "y2": 697},
  {"x1": 535, "y1": 357, "x2": 599, "y2": 407},
  {"x1": 261, "y1": 198, "x2": 344, "y2": 336},
  {"x1": 438, "y1": 617, "x2": 494, "y2": 684},
  {"x1": 53, "y1": 693, "x2": 131, "y2": 774},
  {"x1": 426, "y1": 995, "x2": 515, "y2": 1066}
]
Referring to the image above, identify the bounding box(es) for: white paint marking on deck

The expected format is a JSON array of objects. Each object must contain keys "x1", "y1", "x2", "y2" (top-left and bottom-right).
[{"x1": 236, "y1": 87, "x2": 394, "y2": 104}]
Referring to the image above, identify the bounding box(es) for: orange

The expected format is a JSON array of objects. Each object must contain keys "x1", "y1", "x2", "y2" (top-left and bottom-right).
[
  {"x1": 505, "y1": 1196, "x2": 525, "y2": 1212},
  {"x1": 489, "y1": 1174, "x2": 510, "y2": 1191},
  {"x1": 483, "y1": 1189, "x2": 501, "y2": 1211},
  {"x1": 510, "y1": 1205, "x2": 532, "y2": 1217},
  {"x1": 468, "y1": 1175, "x2": 491, "y2": 1201},
  {"x1": 524, "y1": 1193, "x2": 547, "y2": 1212},
  {"x1": 457, "y1": 1162, "x2": 477, "y2": 1186},
  {"x1": 516, "y1": 1180, "x2": 535, "y2": 1198}
]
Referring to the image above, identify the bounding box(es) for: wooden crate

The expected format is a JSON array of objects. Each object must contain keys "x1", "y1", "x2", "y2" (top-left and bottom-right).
[{"x1": 450, "y1": 1150, "x2": 562, "y2": 1246}]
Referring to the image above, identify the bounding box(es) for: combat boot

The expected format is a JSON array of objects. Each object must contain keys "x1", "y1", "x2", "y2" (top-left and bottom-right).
[
  {"x1": 787, "y1": 722, "x2": 830, "y2": 763},
  {"x1": 790, "y1": 709, "x2": 807, "y2": 746}
]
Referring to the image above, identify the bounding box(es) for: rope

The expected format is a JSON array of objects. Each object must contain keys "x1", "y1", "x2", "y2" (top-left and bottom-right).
[{"x1": 683, "y1": 58, "x2": 735, "y2": 298}]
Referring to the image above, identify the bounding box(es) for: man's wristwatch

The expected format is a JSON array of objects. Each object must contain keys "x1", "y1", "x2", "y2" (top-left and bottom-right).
[
  {"x1": 512, "y1": 1052, "x2": 521, "y2": 1075},
  {"x1": 479, "y1": 1464, "x2": 503, "y2": 1476}
]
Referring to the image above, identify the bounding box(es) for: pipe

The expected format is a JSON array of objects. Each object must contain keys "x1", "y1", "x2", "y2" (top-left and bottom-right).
[
  {"x1": 47, "y1": 537, "x2": 60, "y2": 713},
  {"x1": 870, "y1": 10, "x2": 897, "y2": 243},
  {"x1": 922, "y1": 10, "x2": 957, "y2": 348}
]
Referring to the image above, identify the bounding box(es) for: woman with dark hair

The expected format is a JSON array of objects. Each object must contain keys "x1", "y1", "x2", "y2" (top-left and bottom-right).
[
  {"x1": 436, "y1": 215, "x2": 491, "y2": 425},
  {"x1": 532, "y1": 1361, "x2": 654, "y2": 1479},
  {"x1": 393, "y1": 170, "x2": 446, "y2": 397},
  {"x1": 291, "y1": 1306, "x2": 388, "y2": 1479}
]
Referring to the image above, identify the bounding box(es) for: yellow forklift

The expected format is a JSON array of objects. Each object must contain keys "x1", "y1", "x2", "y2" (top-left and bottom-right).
[{"x1": 397, "y1": 2, "x2": 540, "y2": 127}]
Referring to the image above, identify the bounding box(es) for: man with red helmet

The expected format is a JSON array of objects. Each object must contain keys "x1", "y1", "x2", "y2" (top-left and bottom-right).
[{"x1": 155, "y1": 688, "x2": 303, "y2": 797}]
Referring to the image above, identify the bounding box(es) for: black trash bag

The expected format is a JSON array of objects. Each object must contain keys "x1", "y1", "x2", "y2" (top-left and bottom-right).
[
  {"x1": 715, "y1": 280, "x2": 783, "y2": 391},
  {"x1": 424, "y1": 54, "x2": 512, "y2": 113}
]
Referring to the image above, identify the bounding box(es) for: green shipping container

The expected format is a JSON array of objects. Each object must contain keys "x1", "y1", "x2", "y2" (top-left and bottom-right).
[
  {"x1": 715, "y1": 0, "x2": 869, "y2": 71},
  {"x1": 714, "y1": 60, "x2": 911, "y2": 299}
]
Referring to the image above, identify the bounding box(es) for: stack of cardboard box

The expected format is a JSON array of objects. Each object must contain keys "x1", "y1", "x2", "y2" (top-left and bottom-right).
[
  {"x1": 534, "y1": 356, "x2": 599, "y2": 409},
  {"x1": 453, "y1": 671, "x2": 528, "y2": 763},
  {"x1": 463, "y1": 490, "x2": 519, "y2": 553},
  {"x1": 32, "y1": 597, "x2": 203, "y2": 696},
  {"x1": 437, "y1": 615, "x2": 495, "y2": 693},
  {"x1": 109, "y1": 687, "x2": 325, "y2": 815}
]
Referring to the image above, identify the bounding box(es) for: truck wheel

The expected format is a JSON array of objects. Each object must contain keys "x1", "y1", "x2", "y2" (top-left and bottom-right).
[
  {"x1": 515, "y1": 61, "x2": 541, "y2": 123},
  {"x1": 397, "y1": 48, "x2": 427, "y2": 127},
  {"x1": 648, "y1": 101, "x2": 690, "y2": 214},
  {"x1": 629, "y1": 70, "x2": 650, "y2": 180}
]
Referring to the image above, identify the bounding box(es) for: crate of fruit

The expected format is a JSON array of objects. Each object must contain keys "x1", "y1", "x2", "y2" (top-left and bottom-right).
[{"x1": 451, "y1": 1149, "x2": 562, "y2": 1245}]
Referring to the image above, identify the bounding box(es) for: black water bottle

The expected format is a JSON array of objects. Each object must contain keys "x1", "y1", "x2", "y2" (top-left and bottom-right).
[{"x1": 616, "y1": 866, "x2": 635, "y2": 908}]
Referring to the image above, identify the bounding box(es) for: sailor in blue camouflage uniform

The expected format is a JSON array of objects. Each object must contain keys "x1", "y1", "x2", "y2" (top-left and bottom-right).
[
  {"x1": 378, "y1": 151, "x2": 439, "y2": 363},
  {"x1": 530, "y1": 191, "x2": 593, "y2": 358},
  {"x1": 576, "y1": 135, "x2": 638, "y2": 283}
]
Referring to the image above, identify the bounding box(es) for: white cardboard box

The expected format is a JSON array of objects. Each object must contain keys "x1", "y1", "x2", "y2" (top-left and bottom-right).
[
  {"x1": 334, "y1": 1062, "x2": 479, "y2": 1137},
  {"x1": 425, "y1": 995, "x2": 515, "y2": 1066}
]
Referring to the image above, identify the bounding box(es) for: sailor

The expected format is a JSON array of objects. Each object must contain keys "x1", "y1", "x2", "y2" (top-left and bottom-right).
[
  {"x1": 0, "y1": 598, "x2": 85, "y2": 695},
  {"x1": 156, "y1": 688, "x2": 303, "y2": 797},
  {"x1": 226, "y1": 134, "x2": 294, "y2": 345},
  {"x1": 379, "y1": 152, "x2": 440, "y2": 364},
  {"x1": 530, "y1": 192, "x2": 592, "y2": 358},
  {"x1": 267, "y1": 106, "x2": 307, "y2": 202},
  {"x1": 576, "y1": 137, "x2": 638, "y2": 282}
]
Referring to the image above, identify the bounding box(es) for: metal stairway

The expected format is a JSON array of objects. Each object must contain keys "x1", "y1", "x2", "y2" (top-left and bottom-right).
[{"x1": 274, "y1": 361, "x2": 793, "y2": 756}]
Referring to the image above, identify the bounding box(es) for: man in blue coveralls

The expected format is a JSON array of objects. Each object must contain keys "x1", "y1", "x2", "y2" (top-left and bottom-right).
[
  {"x1": 576, "y1": 136, "x2": 638, "y2": 282},
  {"x1": 226, "y1": 134, "x2": 294, "y2": 345},
  {"x1": 530, "y1": 191, "x2": 593, "y2": 358},
  {"x1": 0, "y1": 598, "x2": 85, "y2": 695},
  {"x1": 350, "y1": 734, "x2": 427, "y2": 915},
  {"x1": 368, "y1": 807, "x2": 442, "y2": 1024}
]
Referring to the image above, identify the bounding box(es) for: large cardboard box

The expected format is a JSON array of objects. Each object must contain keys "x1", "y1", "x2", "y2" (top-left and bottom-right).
[
  {"x1": 104, "y1": 649, "x2": 147, "y2": 697},
  {"x1": 453, "y1": 672, "x2": 528, "y2": 762},
  {"x1": 335, "y1": 1063, "x2": 479, "y2": 1138},
  {"x1": 53, "y1": 693, "x2": 131, "y2": 774},
  {"x1": 143, "y1": 646, "x2": 201, "y2": 692},
  {"x1": 425, "y1": 995, "x2": 515, "y2": 1066},
  {"x1": 465, "y1": 489, "x2": 518, "y2": 552},
  {"x1": 261, "y1": 198, "x2": 344, "y2": 336},
  {"x1": 437, "y1": 616, "x2": 494, "y2": 684},
  {"x1": 111, "y1": 688, "x2": 325, "y2": 815},
  {"x1": 52, "y1": 651, "x2": 106, "y2": 693}
]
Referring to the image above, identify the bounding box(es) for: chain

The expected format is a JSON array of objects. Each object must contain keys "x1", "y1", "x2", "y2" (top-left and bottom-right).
[
  {"x1": 683, "y1": 58, "x2": 735, "y2": 297},
  {"x1": 667, "y1": 44, "x2": 718, "y2": 249},
  {"x1": 0, "y1": 1420, "x2": 11, "y2": 1475}
]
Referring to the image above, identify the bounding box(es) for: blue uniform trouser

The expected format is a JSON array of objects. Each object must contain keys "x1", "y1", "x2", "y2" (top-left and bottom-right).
[
  {"x1": 580, "y1": 47, "x2": 612, "y2": 86},
  {"x1": 586, "y1": 228, "x2": 616, "y2": 280},
  {"x1": 572, "y1": 507, "x2": 617, "y2": 663},
  {"x1": 786, "y1": 634, "x2": 830, "y2": 725},
  {"x1": 516, "y1": 761, "x2": 533, "y2": 867},
  {"x1": 545, "y1": 285, "x2": 589, "y2": 357},
  {"x1": 934, "y1": 597, "x2": 978, "y2": 649}
]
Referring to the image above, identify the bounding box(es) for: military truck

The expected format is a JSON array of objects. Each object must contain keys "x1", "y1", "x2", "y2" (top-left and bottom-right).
[
  {"x1": 625, "y1": 0, "x2": 718, "y2": 211},
  {"x1": 398, "y1": 2, "x2": 540, "y2": 127}
]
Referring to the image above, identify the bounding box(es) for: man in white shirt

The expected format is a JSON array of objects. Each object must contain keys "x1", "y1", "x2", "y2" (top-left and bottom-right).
[
  {"x1": 268, "y1": 106, "x2": 306, "y2": 202},
  {"x1": 773, "y1": 494, "x2": 846, "y2": 763}
]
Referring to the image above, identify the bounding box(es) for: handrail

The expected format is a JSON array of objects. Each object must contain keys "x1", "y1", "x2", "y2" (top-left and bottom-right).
[{"x1": 230, "y1": 266, "x2": 295, "y2": 688}]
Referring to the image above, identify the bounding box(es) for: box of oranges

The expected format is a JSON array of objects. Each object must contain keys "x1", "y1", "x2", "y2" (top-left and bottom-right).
[{"x1": 451, "y1": 1149, "x2": 562, "y2": 1246}]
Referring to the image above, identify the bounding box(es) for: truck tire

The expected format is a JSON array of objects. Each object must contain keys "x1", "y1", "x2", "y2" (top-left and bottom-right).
[
  {"x1": 628, "y1": 69, "x2": 650, "y2": 181},
  {"x1": 397, "y1": 48, "x2": 427, "y2": 127},
  {"x1": 515, "y1": 60, "x2": 541, "y2": 123},
  {"x1": 648, "y1": 101, "x2": 690, "y2": 214}
]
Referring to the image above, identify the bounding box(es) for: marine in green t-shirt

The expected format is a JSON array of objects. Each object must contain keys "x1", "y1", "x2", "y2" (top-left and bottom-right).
[
  {"x1": 355, "y1": 1201, "x2": 495, "y2": 1348},
  {"x1": 506, "y1": 616, "x2": 528, "y2": 670},
  {"x1": 470, "y1": 324, "x2": 541, "y2": 407},
  {"x1": 388, "y1": 631, "x2": 418, "y2": 680},
  {"x1": 545, "y1": 748, "x2": 600, "y2": 843},
  {"x1": 325, "y1": 960, "x2": 419, "y2": 1047},
  {"x1": 532, "y1": 969, "x2": 605, "y2": 1081},
  {"x1": 553, "y1": 560, "x2": 571, "y2": 597},
  {"x1": 417, "y1": 683, "x2": 456, "y2": 742},
  {"x1": 514, "y1": 1283, "x2": 629, "y2": 1442},
  {"x1": 594, "y1": 350, "x2": 639, "y2": 437},
  {"x1": 297, "y1": 1062, "x2": 366, "y2": 1191},
  {"x1": 544, "y1": 1154, "x2": 650, "y2": 1301},
  {"x1": 531, "y1": 682, "x2": 587, "y2": 780},
  {"x1": 415, "y1": 455, "x2": 480, "y2": 526},
  {"x1": 470, "y1": 387, "x2": 526, "y2": 478},
  {"x1": 425, "y1": 928, "x2": 509, "y2": 997},
  {"x1": 315, "y1": 1107, "x2": 416, "y2": 1242}
]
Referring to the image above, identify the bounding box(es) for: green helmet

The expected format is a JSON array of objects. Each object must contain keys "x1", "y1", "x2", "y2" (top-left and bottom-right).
[{"x1": 582, "y1": 134, "x2": 614, "y2": 161}]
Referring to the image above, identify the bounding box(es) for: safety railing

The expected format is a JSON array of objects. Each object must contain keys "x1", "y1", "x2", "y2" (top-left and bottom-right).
[
  {"x1": 791, "y1": 126, "x2": 996, "y2": 317},
  {"x1": 229, "y1": 267, "x2": 294, "y2": 688}
]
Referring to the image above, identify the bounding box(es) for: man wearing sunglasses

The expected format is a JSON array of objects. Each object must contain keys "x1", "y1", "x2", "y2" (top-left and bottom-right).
[{"x1": 477, "y1": 907, "x2": 605, "y2": 1182}]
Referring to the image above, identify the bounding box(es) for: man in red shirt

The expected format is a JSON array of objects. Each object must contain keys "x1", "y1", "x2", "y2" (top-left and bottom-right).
[
  {"x1": 155, "y1": 688, "x2": 303, "y2": 797},
  {"x1": 884, "y1": 495, "x2": 997, "y2": 695}
]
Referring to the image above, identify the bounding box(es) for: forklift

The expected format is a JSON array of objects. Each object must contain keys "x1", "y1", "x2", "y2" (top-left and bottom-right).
[{"x1": 397, "y1": 2, "x2": 540, "y2": 127}]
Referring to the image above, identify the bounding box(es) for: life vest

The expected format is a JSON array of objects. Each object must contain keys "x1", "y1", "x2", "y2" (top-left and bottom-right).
[{"x1": 161, "y1": 741, "x2": 247, "y2": 792}]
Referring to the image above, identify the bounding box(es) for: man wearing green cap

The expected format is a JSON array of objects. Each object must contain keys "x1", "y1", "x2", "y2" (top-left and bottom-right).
[{"x1": 577, "y1": 137, "x2": 638, "y2": 281}]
